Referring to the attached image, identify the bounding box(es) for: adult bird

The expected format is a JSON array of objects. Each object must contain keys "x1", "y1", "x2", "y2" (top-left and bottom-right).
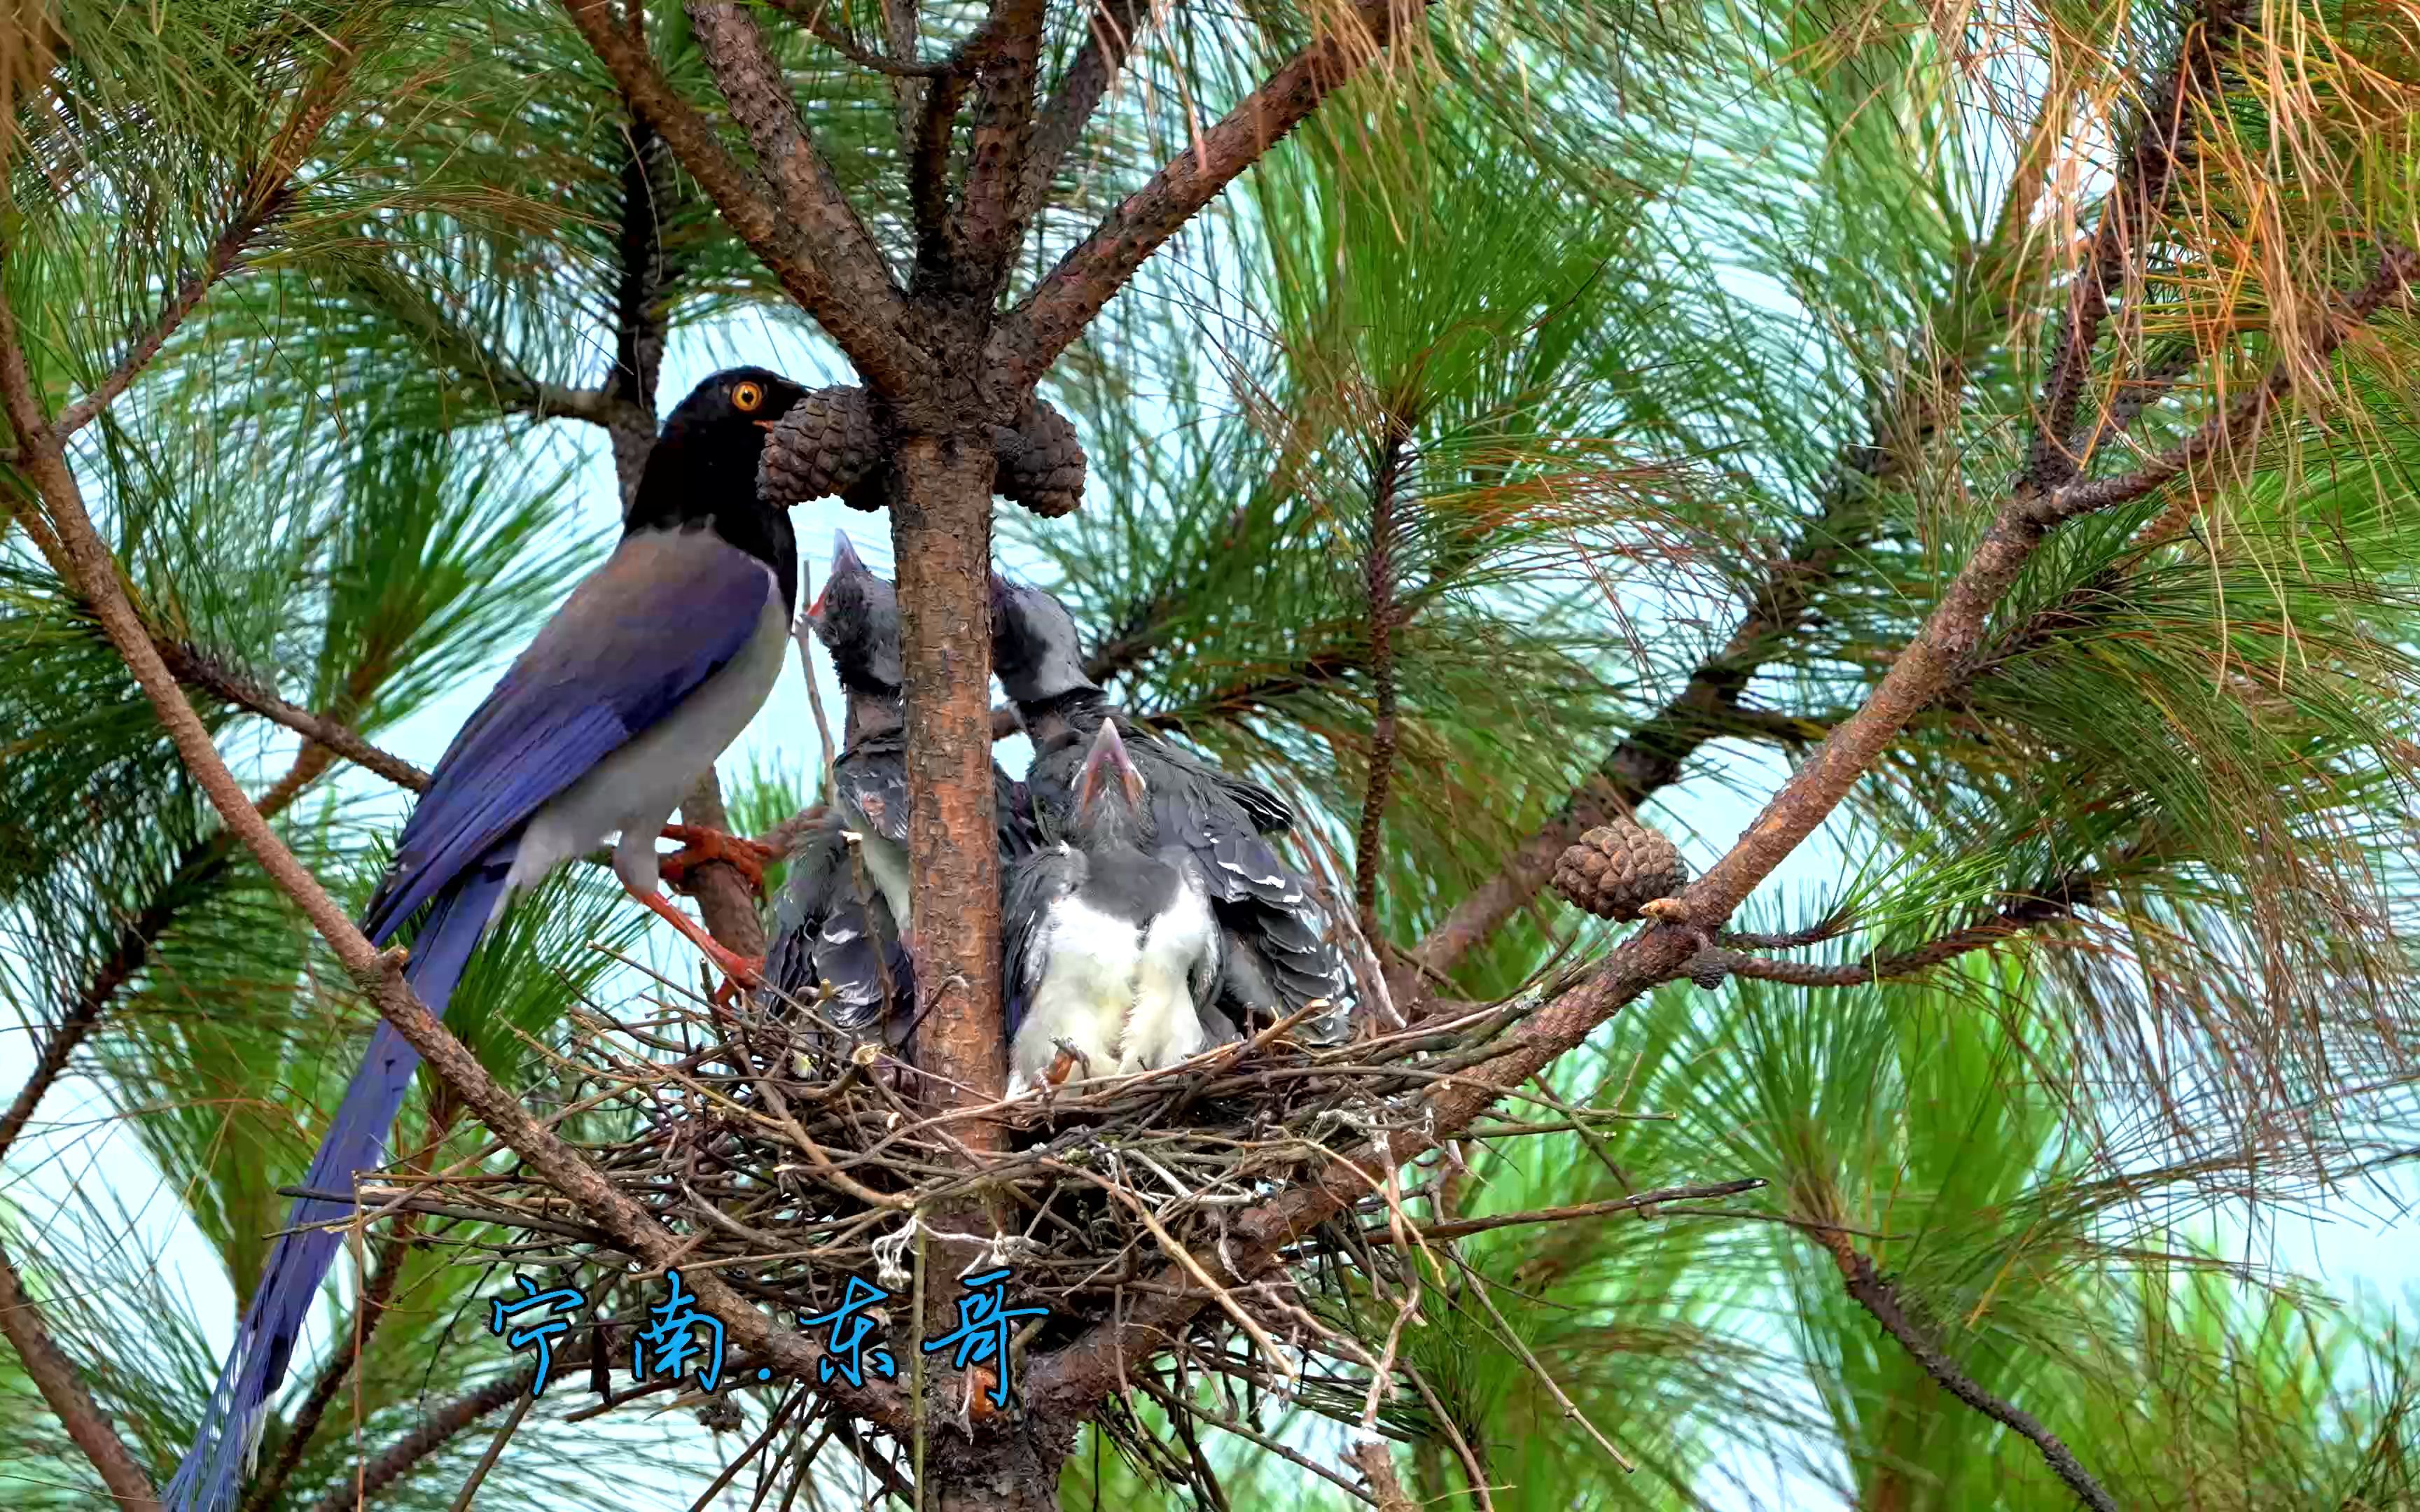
[
  {"x1": 990, "y1": 575, "x2": 1354, "y2": 1047},
  {"x1": 1004, "y1": 720, "x2": 1226, "y2": 1091},
  {"x1": 167, "y1": 366, "x2": 807, "y2": 1511},
  {"x1": 764, "y1": 534, "x2": 1034, "y2": 1057}
]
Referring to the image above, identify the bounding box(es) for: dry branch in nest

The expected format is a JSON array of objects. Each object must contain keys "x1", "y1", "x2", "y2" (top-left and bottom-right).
[{"x1": 307, "y1": 960, "x2": 1752, "y2": 1502}]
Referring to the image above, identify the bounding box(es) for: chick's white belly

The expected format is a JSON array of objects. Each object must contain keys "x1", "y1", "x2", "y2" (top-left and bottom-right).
[
  {"x1": 510, "y1": 597, "x2": 791, "y2": 895},
  {"x1": 1010, "y1": 888, "x2": 1216, "y2": 1088}
]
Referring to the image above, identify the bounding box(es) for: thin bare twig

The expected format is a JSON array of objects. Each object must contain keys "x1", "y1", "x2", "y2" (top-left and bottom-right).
[
  {"x1": 1821, "y1": 1233, "x2": 2118, "y2": 1512},
  {"x1": 1362, "y1": 1178, "x2": 1767, "y2": 1245}
]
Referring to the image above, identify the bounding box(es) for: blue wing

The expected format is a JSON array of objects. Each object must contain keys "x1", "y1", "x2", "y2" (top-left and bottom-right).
[{"x1": 361, "y1": 526, "x2": 777, "y2": 942}]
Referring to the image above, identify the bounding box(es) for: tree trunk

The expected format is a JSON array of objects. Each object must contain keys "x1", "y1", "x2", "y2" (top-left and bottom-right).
[
  {"x1": 924, "y1": 1419, "x2": 1073, "y2": 1512},
  {"x1": 889, "y1": 431, "x2": 1006, "y2": 1151}
]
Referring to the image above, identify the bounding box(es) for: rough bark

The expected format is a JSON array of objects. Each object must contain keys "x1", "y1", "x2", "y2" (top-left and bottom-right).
[
  {"x1": 1012, "y1": 0, "x2": 1154, "y2": 225},
  {"x1": 1355, "y1": 419, "x2": 1410, "y2": 937},
  {"x1": 674, "y1": 767, "x2": 770, "y2": 957},
  {"x1": 0, "y1": 1244, "x2": 160, "y2": 1508},
  {"x1": 888, "y1": 435, "x2": 1006, "y2": 1149},
  {"x1": 560, "y1": 0, "x2": 928, "y2": 394}
]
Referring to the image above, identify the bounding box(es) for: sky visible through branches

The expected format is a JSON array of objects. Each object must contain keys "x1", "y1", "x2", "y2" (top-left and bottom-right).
[{"x1": 8, "y1": 295, "x2": 2418, "y2": 1509}]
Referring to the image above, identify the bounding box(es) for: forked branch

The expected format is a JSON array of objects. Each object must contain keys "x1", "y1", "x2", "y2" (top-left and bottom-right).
[
  {"x1": 992, "y1": 0, "x2": 1429, "y2": 385},
  {"x1": 559, "y1": 0, "x2": 925, "y2": 392}
]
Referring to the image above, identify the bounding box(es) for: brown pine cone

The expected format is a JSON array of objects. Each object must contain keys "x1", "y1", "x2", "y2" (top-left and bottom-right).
[
  {"x1": 758, "y1": 385, "x2": 884, "y2": 508},
  {"x1": 1551, "y1": 820, "x2": 1687, "y2": 921},
  {"x1": 992, "y1": 396, "x2": 1086, "y2": 517}
]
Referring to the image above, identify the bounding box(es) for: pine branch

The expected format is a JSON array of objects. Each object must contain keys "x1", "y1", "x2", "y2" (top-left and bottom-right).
[
  {"x1": 46, "y1": 29, "x2": 368, "y2": 444},
  {"x1": 2028, "y1": 0, "x2": 2248, "y2": 489},
  {"x1": 767, "y1": 0, "x2": 957, "y2": 77},
  {"x1": 157, "y1": 639, "x2": 433, "y2": 792},
  {"x1": 1361, "y1": 1177, "x2": 1769, "y2": 1244},
  {"x1": 0, "y1": 269, "x2": 913, "y2": 1433},
  {"x1": 1412, "y1": 0, "x2": 2250, "y2": 985},
  {"x1": 0, "y1": 1241, "x2": 158, "y2": 1509},
  {"x1": 951, "y1": 0, "x2": 1048, "y2": 284},
  {"x1": 1690, "y1": 873, "x2": 2102, "y2": 989},
  {"x1": 1355, "y1": 417, "x2": 1412, "y2": 937},
  {"x1": 0, "y1": 734, "x2": 340, "y2": 1512},
  {"x1": 48, "y1": 190, "x2": 293, "y2": 446},
  {"x1": 1013, "y1": 0, "x2": 1154, "y2": 225},
  {"x1": 909, "y1": 56, "x2": 974, "y2": 272},
  {"x1": 676, "y1": 769, "x2": 770, "y2": 956},
  {"x1": 299, "y1": 1358, "x2": 565, "y2": 1512},
  {"x1": 1349, "y1": 1440, "x2": 1417, "y2": 1512},
  {"x1": 2039, "y1": 244, "x2": 2415, "y2": 527},
  {"x1": 0, "y1": 830, "x2": 232, "y2": 1165},
  {"x1": 1022, "y1": 239, "x2": 2418, "y2": 1435},
  {"x1": 558, "y1": 0, "x2": 926, "y2": 393},
  {"x1": 604, "y1": 106, "x2": 676, "y2": 504},
  {"x1": 1821, "y1": 1236, "x2": 2120, "y2": 1512},
  {"x1": 990, "y1": 0, "x2": 1429, "y2": 387},
  {"x1": 1410, "y1": 429, "x2": 1886, "y2": 979},
  {"x1": 684, "y1": 0, "x2": 908, "y2": 323}
]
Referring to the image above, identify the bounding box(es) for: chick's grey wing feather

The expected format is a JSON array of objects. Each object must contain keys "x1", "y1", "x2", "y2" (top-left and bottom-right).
[
  {"x1": 1002, "y1": 846, "x2": 1085, "y2": 1041},
  {"x1": 763, "y1": 814, "x2": 847, "y2": 1002},
  {"x1": 834, "y1": 729, "x2": 909, "y2": 845},
  {"x1": 765, "y1": 811, "x2": 914, "y2": 1036}
]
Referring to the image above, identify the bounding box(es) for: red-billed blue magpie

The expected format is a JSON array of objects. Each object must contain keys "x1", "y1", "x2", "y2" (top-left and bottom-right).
[{"x1": 169, "y1": 367, "x2": 807, "y2": 1511}]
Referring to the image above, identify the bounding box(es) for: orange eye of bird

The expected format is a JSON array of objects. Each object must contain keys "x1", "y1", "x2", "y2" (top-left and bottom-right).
[{"x1": 732, "y1": 381, "x2": 764, "y2": 412}]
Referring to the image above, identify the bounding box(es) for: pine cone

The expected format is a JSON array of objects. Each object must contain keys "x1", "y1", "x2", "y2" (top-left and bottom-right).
[
  {"x1": 758, "y1": 386, "x2": 884, "y2": 507},
  {"x1": 991, "y1": 396, "x2": 1085, "y2": 517},
  {"x1": 1551, "y1": 820, "x2": 1687, "y2": 921}
]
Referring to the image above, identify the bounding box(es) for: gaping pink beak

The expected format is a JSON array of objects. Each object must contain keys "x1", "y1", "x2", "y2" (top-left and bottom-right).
[{"x1": 1073, "y1": 719, "x2": 1146, "y2": 816}]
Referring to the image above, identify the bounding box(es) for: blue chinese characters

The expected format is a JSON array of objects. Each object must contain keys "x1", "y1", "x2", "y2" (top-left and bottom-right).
[{"x1": 486, "y1": 1275, "x2": 586, "y2": 1396}]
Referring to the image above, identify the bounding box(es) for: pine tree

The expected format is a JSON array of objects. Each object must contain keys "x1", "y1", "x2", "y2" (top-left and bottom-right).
[{"x1": 2, "y1": 0, "x2": 2418, "y2": 1508}]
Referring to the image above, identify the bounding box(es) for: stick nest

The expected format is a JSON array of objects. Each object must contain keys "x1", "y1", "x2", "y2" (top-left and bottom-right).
[{"x1": 405, "y1": 972, "x2": 1534, "y2": 1328}]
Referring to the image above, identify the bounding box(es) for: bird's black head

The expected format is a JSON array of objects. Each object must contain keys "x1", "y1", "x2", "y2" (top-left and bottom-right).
[
  {"x1": 627, "y1": 367, "x2": 809, "y2": 608},
  {"x1": 989, "y1": 573, "x2": 1100, "y2": 708},
  {"x1": 1069, "y1": 718, "x2": 1151, "y2": 848},
  {"x1": 809, "y1": 531, "x2": 904, "y2": 695}
]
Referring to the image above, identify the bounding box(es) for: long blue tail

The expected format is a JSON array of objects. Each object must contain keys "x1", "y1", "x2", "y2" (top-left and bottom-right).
[{"x1": 166, "y1": 860, "x2": 508, "y2": 1511}]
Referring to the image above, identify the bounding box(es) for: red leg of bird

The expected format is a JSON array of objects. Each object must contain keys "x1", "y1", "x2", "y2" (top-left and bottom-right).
[
  {"x1": 623, "y1": 881, "x2": 765, "y2": 995},
  {"x1": 658, "y1": 824, "x2": 781, "y2": 897}
]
